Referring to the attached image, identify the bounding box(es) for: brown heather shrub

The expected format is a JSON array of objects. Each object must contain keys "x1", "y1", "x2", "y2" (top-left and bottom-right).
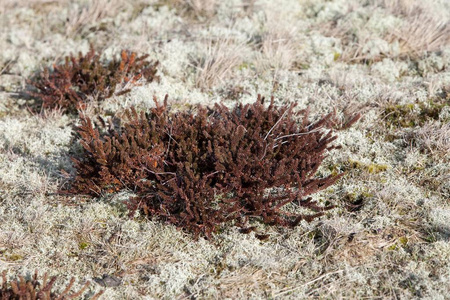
[
  {"x1": 28, "y1": 46, "x2": 159, "y2": 113},
  {"x1": 1, "y1": 270, "x2": 103, "y2": 300},
  {"x1": 67, "y1": 95, "x2": 359, "y2": 238}
]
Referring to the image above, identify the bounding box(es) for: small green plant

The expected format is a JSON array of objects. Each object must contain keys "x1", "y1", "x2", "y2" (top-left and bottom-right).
[
  {"x1": 66, "y1": 95, "x2": 359, "y2": 238},
  {"x1": 28, "y1": 46, "x2": 159, "y2": 113},
  {"x1": 0, "y1": 270, "x2": 103, "y2": 299}
]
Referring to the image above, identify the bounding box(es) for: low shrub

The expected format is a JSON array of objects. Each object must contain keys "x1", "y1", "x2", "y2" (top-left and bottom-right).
[
  {"x1": 28, "y1": 46, "x2": 159, "y2": 113},
  {"x1": 67, "y1": 95, "x2": 358, "y2": 238},
  {"x1": 0, "y1": 270, "x2": 103, "y2": 299}
]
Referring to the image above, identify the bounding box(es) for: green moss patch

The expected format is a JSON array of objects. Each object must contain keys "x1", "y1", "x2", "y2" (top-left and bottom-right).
[{"x1": 382, "y1": 97, "x2": 450, "y2": 128}]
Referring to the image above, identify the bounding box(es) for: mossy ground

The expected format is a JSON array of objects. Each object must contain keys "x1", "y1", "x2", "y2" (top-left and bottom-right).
[{"x1": 1, "y1": 0, "x2": 449, "y2": 299}]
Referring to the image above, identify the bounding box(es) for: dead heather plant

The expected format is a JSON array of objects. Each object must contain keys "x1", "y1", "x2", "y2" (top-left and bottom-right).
[
  {"x1": 28, "y1": 46, "x2": 159, "y2": 113},
  {"x1": 0, "y1": 270, "x2": 104, "y2": 299},
  {"x1": 194, "y1": 39, "x2": 244, "y2": 90},
  {"x1": 66, "y1": 95, "x2": 359, "y2": 238}
]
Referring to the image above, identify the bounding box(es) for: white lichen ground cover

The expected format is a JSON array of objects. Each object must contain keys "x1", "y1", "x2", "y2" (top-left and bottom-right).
[{"x1": 0, "y1": 0, "x2": 449, "y2": 298}]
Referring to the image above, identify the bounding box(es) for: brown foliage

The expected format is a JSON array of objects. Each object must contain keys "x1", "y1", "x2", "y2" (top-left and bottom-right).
[
  {"x1": 28, "y1": 46, "x2": 159, "y2": 113},
  {"x1": 67, "y1": 95, "x2": 358, "y2": 238},
  {"x1": 0, "y1": 270, "x2": 103, "y2": 300}
]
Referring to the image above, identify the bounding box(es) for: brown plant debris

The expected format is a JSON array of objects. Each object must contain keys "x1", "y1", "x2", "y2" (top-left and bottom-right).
[
  {"x1": 0, "y1": 270, "x2": 104, "y2": 300},
  {"x1": 66, "y1": 95, "x2": 359, "y2": 238},
  {"x1": 28, "y1": 46, "x2": 159, "y2": 113}
]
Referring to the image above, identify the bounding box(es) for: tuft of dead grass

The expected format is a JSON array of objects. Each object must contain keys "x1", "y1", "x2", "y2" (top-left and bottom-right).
[
  {"x1": 193, "y1": 38, "x2": 244, "y2": 90},
  {"x1": 385, "y1": 5, "x2": 450, "y2": 58},
  {"x1": 255, "y1": 26, "x2": 298, "y2": 73},
  {"x1": 0, "y1": 0, "x2": 69, "y2": 14},
  {"x1": 164, "y1": 0, "x2": 217, "y2": 20},
  {"x1": 320, "y1": 0, "x2": 450, "y2": 62},
  {"x1": 187, "y1": 0, "x2": 216, "y2": 18},
  {"x1": 65, "y1": 0, "x2": 129, "y2": 37},
  {"x1": 408, "y1": 121, "x2": 450, "y2": 159}
]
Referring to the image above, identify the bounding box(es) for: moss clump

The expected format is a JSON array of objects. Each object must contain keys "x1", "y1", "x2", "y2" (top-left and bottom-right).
[
  {"x1": 328, "y1": 160, "x2": 389, "y2": 175},
  {"x1": 388, "y1": 236, "x2": 409, "y2": 251},
  {"x1": 339, "y1": 191, "x2": 374, "y2": 212},
  {"x1": 78, "y1": 242, "x2": 90, "y2": 250},
  {"x1": 6, "y1": 254, "x2": 23, "y2": 262},
  {"x1": 383, "y1": 103, "x2": 416, "y2": 128},
  {"x1": 366, "y1": 163, "x2": 389, "y2": 174},
  {"x1": 382, "y1": 98, "x2": 450, "y2": 128},
  {"x1": 398, "y1": 236, "x2": 408, "y2": 246}
]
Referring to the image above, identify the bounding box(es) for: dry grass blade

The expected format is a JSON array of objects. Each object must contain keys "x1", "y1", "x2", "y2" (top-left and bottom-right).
[{"x1": 274, "y1": 269, "x2": 345, "y2": 297}]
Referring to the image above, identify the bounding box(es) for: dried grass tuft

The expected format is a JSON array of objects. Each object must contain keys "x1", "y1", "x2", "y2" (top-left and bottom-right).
[
  {"x1": 166, "y1": 0, "x2": 217, "y2": 20},
  {"x1": 65, "y1": 0, "x2": 128, "y2": 37},
  {"x1": 407, "y1": 122, "x2": 450, "y2": 159},
  {"x1": 321, "y1": 0, "x2": 450, "y2": 62},
  {"x1": 255, "y1": 27, "x2": 298, "y2": 73},
  {"x1": 193, "y1": 38, "x2": 244, "y2": 90},
  {"x1": 383, "y1": 0, "x2": 450, "y2": 58}
]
